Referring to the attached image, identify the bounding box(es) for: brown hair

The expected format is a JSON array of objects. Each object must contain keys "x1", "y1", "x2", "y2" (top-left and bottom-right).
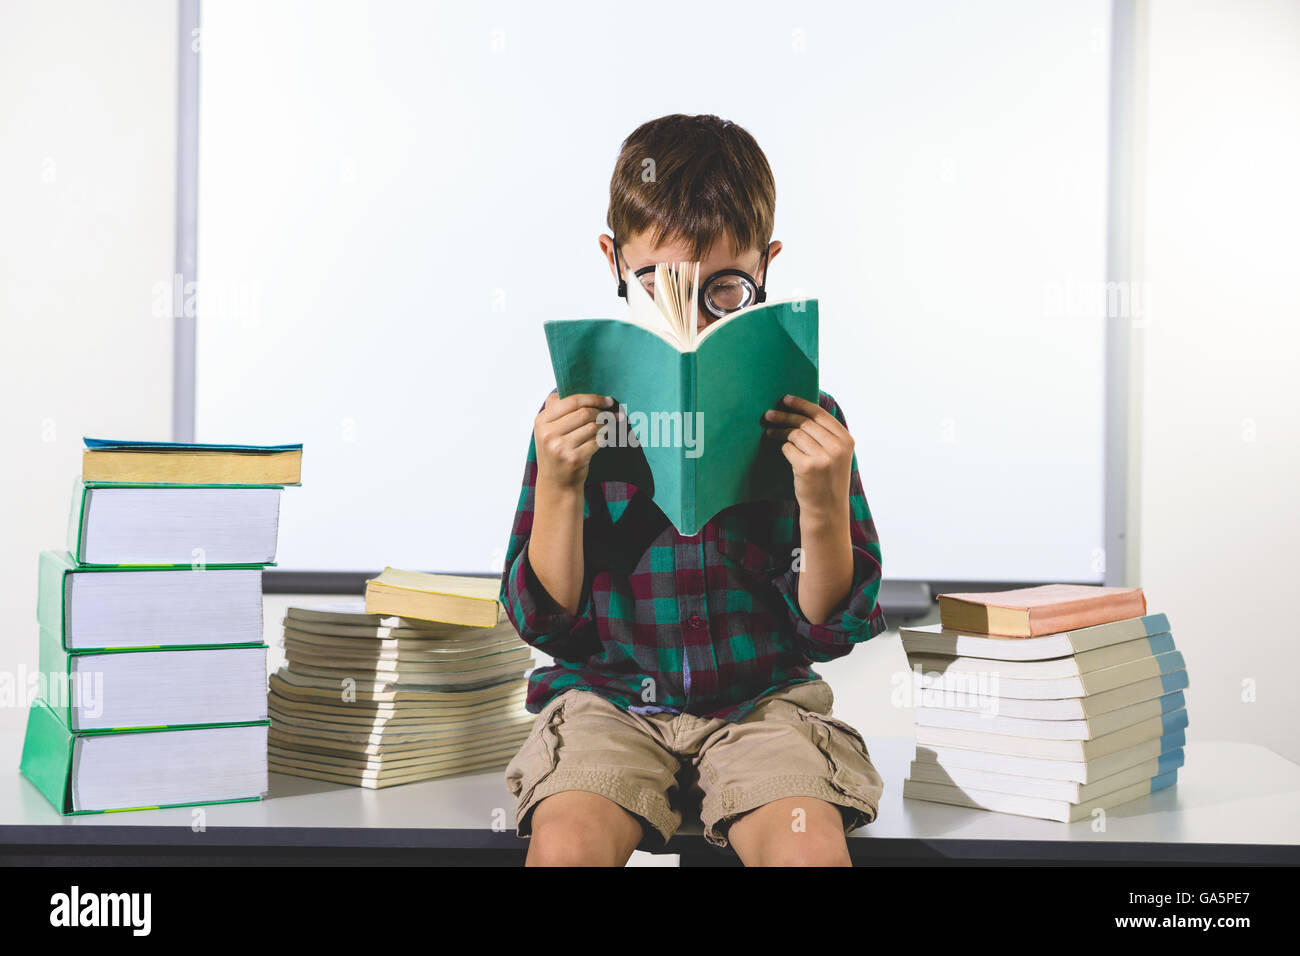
[{"x1": 607, "y1": 114, "x2": 775, "y2": 260}]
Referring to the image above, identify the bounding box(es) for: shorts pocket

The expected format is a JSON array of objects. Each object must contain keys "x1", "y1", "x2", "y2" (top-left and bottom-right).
[
  {"x1": 505, "y1": 692, "x2": 571, "y2": 806},
  {"x1": 801, "y1": 711, "x2": 884, "y2": 823}
]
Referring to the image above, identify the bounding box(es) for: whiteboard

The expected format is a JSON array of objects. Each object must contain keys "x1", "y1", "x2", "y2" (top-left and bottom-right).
[{"x1": 196, "y1": 0, "x2": 1111, "y2": 582}]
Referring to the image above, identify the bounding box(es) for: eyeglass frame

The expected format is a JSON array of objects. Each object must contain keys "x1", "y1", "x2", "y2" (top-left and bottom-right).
[{"x1": 612, "y1": 238, "x2": 770, "y2": 317}]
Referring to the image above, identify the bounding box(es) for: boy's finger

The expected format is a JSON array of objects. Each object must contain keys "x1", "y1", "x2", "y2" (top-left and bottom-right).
[
  {"x1": 550, "y1": 405, "x2": 609, "y2": 436},
  {"x1": 780, "y1": 394, "x2": 843, "y2": 434},
  {"x1": 542, "y1": 393, "x2": 614, "y2": 420},
  {"x1": 573, "y1": 437, "x2": 602, "y2": 462},
  {"x1": 764, "y1": 412, "x2": 841, "y2": 451},
  {"x1": 761, "y1": 409, "x2": 808, "y2": 427},
  {"x1": 783, "y1": 426, "x2": 823, "y2": 457},
  {"x1": 564, "y1": 421, "x2": 603, "y2": 446},
  {"x1": 779, "y1": 441, "x2": 809, "y2": 469},
  {"x1": 790, "y1": 416, "x2": 841, "y2": 451}
]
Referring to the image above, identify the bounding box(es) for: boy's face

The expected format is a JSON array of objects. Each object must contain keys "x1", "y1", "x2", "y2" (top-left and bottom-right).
[{"x1": 600, "y1": 231, "x2": 782, "y2": 333}]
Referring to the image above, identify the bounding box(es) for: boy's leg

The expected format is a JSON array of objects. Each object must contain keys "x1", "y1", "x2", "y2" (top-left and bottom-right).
[
  {"x1": 505, "y1": 689, "x2": 683, "y2": 865},
  {"x1": 725, "y1": 796, "x2": 852, "y2": 867},
  {"x1": 692, "y1": 680, "x2": 882, "y2": 866},
  {"x1": 526, "y1": 791, "x2": 645, "y2": 867}
]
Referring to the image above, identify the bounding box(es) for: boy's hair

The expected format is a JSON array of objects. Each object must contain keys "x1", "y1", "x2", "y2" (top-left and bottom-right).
[{"x1": 607, "y1": 114, "x2": 775, "y2": 261}]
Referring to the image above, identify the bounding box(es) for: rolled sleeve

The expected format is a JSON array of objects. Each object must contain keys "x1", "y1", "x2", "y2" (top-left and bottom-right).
[
  {"x1": 502, "y1": 539, "x2": 600, "y2": 662},
  {"x1": 772, "y1": 392, "x2": 887, "y2": 662},
  {"x1": 772, "y1": 540, "x2": 886, "y2": 662}
]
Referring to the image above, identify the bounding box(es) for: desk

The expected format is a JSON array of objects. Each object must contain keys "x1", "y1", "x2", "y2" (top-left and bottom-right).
[{"x1": 2, "y1": 704, "x2": 1298, "y2": 865}]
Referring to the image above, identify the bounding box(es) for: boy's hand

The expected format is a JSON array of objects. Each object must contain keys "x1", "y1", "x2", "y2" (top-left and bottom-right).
[
  {"x1": 535, "y1": 392, "x2": 614, "y2": 491},
  {"x1": 762, "y1": 394, "x2": 853, "y2": 528}
]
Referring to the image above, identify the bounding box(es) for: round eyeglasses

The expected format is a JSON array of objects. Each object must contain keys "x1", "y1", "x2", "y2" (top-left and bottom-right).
[{"x1": 614, "y1": 240, "x2": 770, "y2": 319}]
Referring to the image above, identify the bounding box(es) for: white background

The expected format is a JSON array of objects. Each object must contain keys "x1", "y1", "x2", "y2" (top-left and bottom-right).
[{"x1": 195, "y1": 0, "x2": 1112, "y2": 581}]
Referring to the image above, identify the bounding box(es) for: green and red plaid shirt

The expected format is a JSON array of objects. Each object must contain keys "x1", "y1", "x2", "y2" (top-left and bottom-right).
[{"x1": 499, "y1": 390, "x2": 886, "y2": 723}]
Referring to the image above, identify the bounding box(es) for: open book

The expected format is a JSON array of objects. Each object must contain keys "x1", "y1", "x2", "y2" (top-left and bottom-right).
[{"x1": 543, "y1": 262, "x2": 818, "y2": 535}]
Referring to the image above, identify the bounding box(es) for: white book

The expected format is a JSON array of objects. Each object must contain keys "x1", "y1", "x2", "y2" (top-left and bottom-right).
[
  {"x1": 900, "y1": 613, "x2": 1171, "y2": 661},
  {"x1": 269, "y1": 716, "x2": 533, "y2": 755},
  {"x1": 907, "y1": 750, "x2": 1184, "y2": 802},
  {"x1": 70, "y1": 481, "x2": 281, "y2": 565},
  {"x1": 71, "y1": 723, "x2": 268, "y2": 812},
  {"x1": 911, "y1": 649, "x2": 1185, "y2": 700},
  {"x1": 914, "y1": 691, "x2": 1185, "y2": 740},
  {"x1": 914, "y1": 731, "x2": 1185, "y2": 783},
  {"x1": 285, "y1": 603, "x2": 513, "y2": 639},
  {"x1": 915, "y1": 672, "x2": 1189, "y2": 720},
  {"x1": 58, "y1": 646, "x2": 268, "y2": 731},
  {"x1": 268, "y1": 706, "x2": 531, "y2": 744},
  {"x1": 280, "y1": 623, "x2": 523, "y2": 653},
  {"x1": 914, "y1": 708, "x2": 1189, "y2": 761},
  {"x1": 902, "y1": 769, "x2": 1178, "y2": 822},
  {"x1": 268, "y1": 733, "x2": 526, "y2": 770},
  {"x1": 44, "y1": 553, "x2": 263, "y2": 649},
  {"x1": 905, "y1": 632, "x2": 1176, "y2": 680}
]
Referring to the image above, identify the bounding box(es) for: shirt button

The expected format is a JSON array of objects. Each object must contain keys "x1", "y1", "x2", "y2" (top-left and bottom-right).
[{"x1": 685, "y1": 615, "x2": 704, "y2": 630}]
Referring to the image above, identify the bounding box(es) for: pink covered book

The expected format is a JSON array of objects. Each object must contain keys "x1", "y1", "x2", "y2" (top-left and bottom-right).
[{"x1": 936, "y1": 584, "x2": 1148, "y2": 637}]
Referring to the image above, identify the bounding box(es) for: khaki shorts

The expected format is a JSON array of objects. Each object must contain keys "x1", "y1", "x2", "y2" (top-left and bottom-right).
[{"x1": 503, "y1": 679, "x2": 884, "y2": 851}]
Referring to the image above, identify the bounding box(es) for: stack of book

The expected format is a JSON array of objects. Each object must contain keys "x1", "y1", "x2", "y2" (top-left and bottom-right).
[
  {"x1": 900, "y1": 584, "x2": 1188, "y2": 822},
  {"x1": 266, "y1": 567, "x2": 535, "y2": 788},
  {"x1": 20, "y1": 439, "x2": 301, "y2": 815}
]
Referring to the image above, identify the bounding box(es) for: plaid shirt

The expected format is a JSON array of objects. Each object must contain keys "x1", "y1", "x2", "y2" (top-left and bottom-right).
[{"x1": 499, "y1": 390, "x2": 886, "y2": 723}]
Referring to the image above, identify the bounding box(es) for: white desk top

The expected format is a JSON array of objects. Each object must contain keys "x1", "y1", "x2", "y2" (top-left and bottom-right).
[{"x1": 3, "y1": 704, "x2": 1298, "y2": 861}]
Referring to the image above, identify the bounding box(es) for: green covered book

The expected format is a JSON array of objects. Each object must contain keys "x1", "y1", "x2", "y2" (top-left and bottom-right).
[
  {"x1": 37, "y1": 624, "x2": 269, "y2": 732},
  {"x1": 20, "y1": 699, "x2": 269, "y2": 815},
  {"x1": 37, "y1": 549, "x2": 267, "y2": 649},
  {"x1": 66, "y1": 480, "x2": 283, "y2": 566},
  {"x1": 544, "y1": 263, "x2": 818, "y2": 535}
]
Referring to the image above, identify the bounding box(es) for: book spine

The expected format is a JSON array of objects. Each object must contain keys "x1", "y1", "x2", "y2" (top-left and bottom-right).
[
  {"x1": 37, "y1": 625, "x2": 76, "y2": 728},
  {"x1": 1027, "y1": 591, "x2": 1149, "y2": 636},
  {"x1": 681, "y1": 349, "x2": 697, "y2": 535},
  {"x1": 36, "y1": 551, "x2": 71, "y2": 648},
  {"x1": 66, "y1": 480, "x2": 89, "y2": 563}
]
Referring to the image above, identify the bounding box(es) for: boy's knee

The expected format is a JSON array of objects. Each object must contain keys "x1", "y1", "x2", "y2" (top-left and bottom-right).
[
  {"x1": 525, "y1": 791, "x2": 645, "y2": 866},
  {"x1": 766, "y1": 827, "x2": 852, "y2": 867}
]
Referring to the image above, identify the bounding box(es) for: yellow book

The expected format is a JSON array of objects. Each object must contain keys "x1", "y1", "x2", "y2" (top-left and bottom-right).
[
  {"x1": 81, "y1": 438, "x2": 302, "y2": 485},
  {"x1": 364, "y1": 567, "x2": 504, "y2": 627}
]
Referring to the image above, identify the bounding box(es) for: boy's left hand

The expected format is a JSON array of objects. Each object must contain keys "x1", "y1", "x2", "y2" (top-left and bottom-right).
[{"x1": 762, "y1": 394, "x2": 853, "y2": 527}]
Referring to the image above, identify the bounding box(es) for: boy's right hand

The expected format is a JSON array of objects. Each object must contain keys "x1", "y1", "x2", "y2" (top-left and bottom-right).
[{"x1": 534, "y1": 392, "x2": 614, "y2": 490}]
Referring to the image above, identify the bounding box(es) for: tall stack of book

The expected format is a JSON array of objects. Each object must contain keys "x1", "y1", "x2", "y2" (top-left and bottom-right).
[
  {"x1": 266, "y1": 567, "x2": 535, "y2": 788},
  {"x1": 900, "y1": 585, "x2": 1188, "y2": 823},
  {"x1": 20, "y1": 439, "x2": 301, "y2": 815}
]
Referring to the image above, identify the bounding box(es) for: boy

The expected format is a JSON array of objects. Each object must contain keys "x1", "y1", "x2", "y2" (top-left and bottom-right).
[{"x1": 500, "y1": 114, "x2": 886, "y2": 866}]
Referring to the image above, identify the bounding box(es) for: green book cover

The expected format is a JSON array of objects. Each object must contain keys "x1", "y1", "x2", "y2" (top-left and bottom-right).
[
  {"x1": 544, "y1": 298, "x2": 818, "y2": 535},
  {"x1": 36, "y1": 624, "x2": 268, "y2": 731},
  {"x1": 66, "y1": 480, "x2": 282, "y2": 567},
  {"x1": 19, "y1": 698, "x2": 269, "y2": 815},
  {"x1": 37, "y1": 549, "x2": 269, "y2": 649}
]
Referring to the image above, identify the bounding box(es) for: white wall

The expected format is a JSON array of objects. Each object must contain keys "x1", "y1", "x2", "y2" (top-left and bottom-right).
[
  {"x1": 1134, "y1": 0, "x2": 1300, "y2": 762},
  {"x1": 0, "y1": 2, "x2": 177, "y2": 689}
]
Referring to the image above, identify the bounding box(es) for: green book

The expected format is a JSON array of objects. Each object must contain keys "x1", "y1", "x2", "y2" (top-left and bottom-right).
[
  {"x1": 37, "y1": 624, "x2": 269, "y2": 732},
  {"x1": 20, "y1": 699, "x2": 269, "y2": 815},
  {"x1": 544, "y1": 277, "x2": 817, "y2": 535},
  {"x1": 38, "y1": 549, "x2": 267, "y2": 650},
  {"x1": 66, "y1": 479, "x2": 283, "y2": 566}
]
